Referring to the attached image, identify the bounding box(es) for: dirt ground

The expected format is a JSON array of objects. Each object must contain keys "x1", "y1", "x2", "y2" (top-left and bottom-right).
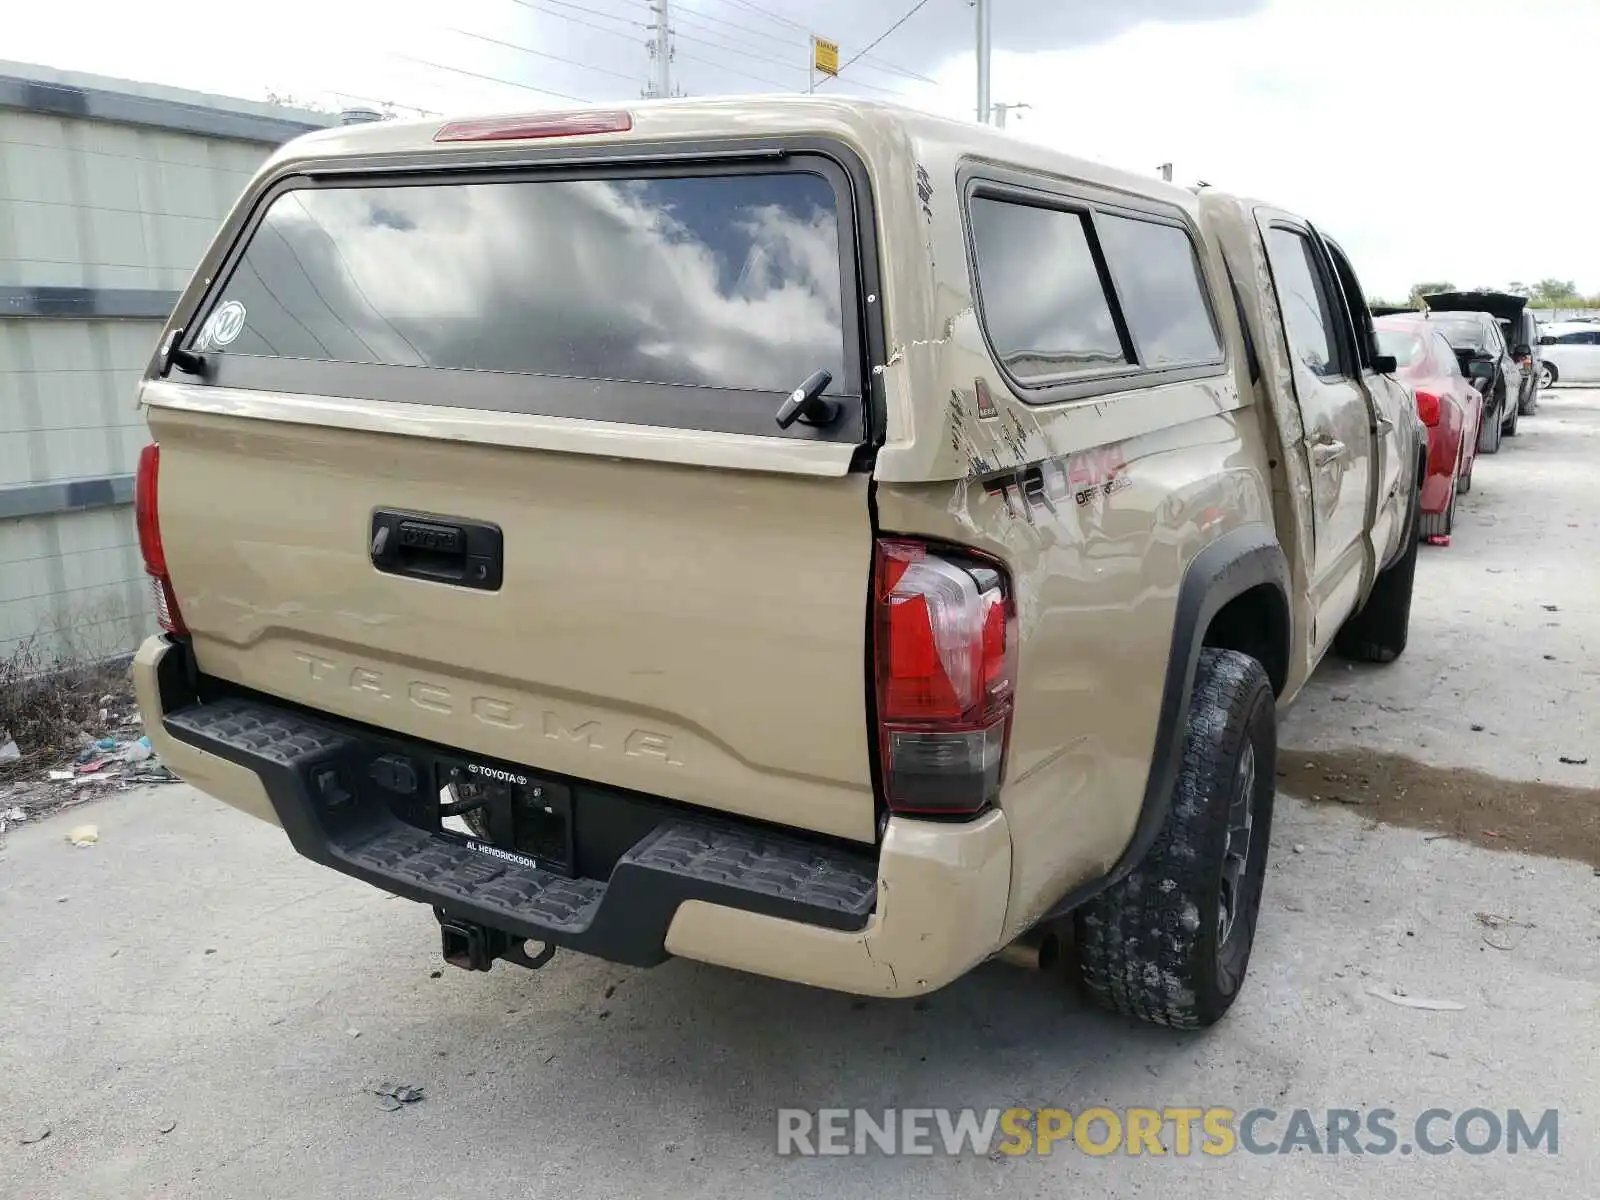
[{"x1": 1276, "y1": 749, "x2": 1600, "y2": 866}]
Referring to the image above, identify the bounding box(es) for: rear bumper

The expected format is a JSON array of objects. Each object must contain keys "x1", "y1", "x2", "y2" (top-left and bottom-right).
[{"x1": 134, "y1": 636, "x2": 1012, "y2": 997}]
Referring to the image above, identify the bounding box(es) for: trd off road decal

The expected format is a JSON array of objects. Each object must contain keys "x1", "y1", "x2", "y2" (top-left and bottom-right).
[{"x1": 982, "y1": 444, "x2": 1131, "y2": 522}]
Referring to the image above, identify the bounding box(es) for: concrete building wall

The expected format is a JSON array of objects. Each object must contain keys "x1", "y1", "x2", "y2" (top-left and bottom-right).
[{"x1": 0, "y1": 61, "x2": 333, "y2": 664}]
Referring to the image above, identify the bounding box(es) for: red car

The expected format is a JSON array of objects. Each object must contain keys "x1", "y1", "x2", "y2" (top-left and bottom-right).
[{"x1": 1374, "y1": 313, "x2": 1485, "y2": 540}]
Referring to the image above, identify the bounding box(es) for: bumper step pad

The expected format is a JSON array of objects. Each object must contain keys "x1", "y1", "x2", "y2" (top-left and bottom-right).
[
  {"x1": 350, "y1": 825, "x2": 606, "y2": 932},
  {"x1": 165, "y1": 696, "x2": 877, "y2": 967}
]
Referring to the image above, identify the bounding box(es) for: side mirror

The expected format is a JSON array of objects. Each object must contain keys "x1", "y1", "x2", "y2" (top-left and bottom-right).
[
  {"x1": 1538, "y1": 335, "x2": 1556, "y2": 346},
  {"x1": 1512, "y1": 343, "x2": 1531, "y2": 358},
  {"x1": 1466, "y1": 357, "x2": 1496, "y2": 381},
  {"x1": 1372, "y1": 353, "x2": 1398, "y2": 374}
]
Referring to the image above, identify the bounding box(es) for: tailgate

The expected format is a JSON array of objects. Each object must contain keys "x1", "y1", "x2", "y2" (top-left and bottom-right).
[{"x1": 143, "y1": 153, "x2": 881, "y2": 843}]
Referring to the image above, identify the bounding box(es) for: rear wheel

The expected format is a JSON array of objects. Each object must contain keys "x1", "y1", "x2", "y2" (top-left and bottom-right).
[
  {"x1": 1075, "y1": 649, "x2": 1276, "y2": 1029},
  {"x1": 1334, "y1": 479, "x2": 1420, "y2": 663},
  {"x1": 1477, "y1": 399, "x2": 1504, "y2": 454}
]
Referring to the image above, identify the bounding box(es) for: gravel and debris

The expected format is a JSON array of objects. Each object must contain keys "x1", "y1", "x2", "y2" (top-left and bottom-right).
[
  {"x1": 0, "y1": 679, "x2": 179, "y2": 841},
  {"x1": 372, "y1": 1084, "x2": 425, "y2": 1112}
]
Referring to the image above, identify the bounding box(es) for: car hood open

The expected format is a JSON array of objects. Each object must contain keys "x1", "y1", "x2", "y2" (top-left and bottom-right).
[{"x1": 1422, "y1": 291, "x2": 1528, "y2": 323}]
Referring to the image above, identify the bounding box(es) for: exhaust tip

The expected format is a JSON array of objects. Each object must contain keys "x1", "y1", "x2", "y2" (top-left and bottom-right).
[
  {"x1": 995, "y1": 928, "x2": 1061, "y2": 972},
  {"x1": 1037, "y1": 931, "x2": 1061, "y2": 972}
]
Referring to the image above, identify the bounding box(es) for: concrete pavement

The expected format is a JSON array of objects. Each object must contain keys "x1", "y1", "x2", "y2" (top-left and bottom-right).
[{"x1": 3, "y1": 392, "x2": 1598, "y2": 1200}]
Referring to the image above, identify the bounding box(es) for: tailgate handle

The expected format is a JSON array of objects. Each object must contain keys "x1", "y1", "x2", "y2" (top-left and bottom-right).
[{"x1": 370, "y1": 509, "x2": 503, "y2": 591}]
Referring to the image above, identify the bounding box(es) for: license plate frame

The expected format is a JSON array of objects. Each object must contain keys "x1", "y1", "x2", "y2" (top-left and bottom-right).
[{"x1": 436, "y1": 758, "x2": 576, "y2": 877}]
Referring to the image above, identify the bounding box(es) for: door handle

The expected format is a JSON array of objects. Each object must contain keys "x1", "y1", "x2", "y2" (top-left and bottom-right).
[
  {"x1": 1310, "y1": 440, "x2": 1346, "y2": 467},
  {"x1": 370, "y1": 509, "x2": 504, "y2": 591}
]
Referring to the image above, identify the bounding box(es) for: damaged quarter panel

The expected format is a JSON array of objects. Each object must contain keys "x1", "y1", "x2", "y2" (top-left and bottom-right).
[
  {"x1": 877, "y1": 414, "x2": 1272, "y2": 940},
  {"x1": 872, "y1": 142, "x2": 1275, "y2": 939}
]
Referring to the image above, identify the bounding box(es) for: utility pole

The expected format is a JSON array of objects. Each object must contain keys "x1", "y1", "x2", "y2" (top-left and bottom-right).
[
  {"x1": 974, "y1": 0, "x2": 991, "y2": 123},
  {"x1": 991, "y1": 101, "x2": 1029, "y2": 129},
  {"x1": 645, "y1": 0, "x2": 675, "y2": 99}
]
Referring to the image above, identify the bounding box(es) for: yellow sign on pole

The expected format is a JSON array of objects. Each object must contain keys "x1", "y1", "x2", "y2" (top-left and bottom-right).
[{"x1": 812, "y1": 36, "x2": 839, "y2": 77}]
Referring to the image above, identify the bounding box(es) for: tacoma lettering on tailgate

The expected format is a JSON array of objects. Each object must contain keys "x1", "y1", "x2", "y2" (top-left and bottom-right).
[{"x1": 291, "y1": 653, "x2": 684, "y2": 765}]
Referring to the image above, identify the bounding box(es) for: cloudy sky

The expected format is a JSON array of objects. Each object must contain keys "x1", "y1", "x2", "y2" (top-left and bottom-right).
[{"x1": 7, "y1": 0, "x2": 1595, "y2": 299}]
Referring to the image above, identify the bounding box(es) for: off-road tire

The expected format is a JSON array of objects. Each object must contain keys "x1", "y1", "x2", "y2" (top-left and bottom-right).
[
  {"x1": 1075, "y1": 649, "x2": 1276, "y2": 1029},
  {"x1": 1519, "y1": 387, "x2": 1538, "y2": 416},
  {"x1": 1333, "y1": 481, "x2": 1420, "y2": 663},
  {"x1": 1477, "y1": 399, "x2": 1503, "y2": 454}
]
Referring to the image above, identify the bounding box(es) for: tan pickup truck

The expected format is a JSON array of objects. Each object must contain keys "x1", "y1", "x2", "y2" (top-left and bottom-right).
[{"x1": 132, "y1": 98, "x2": 1422, "y2": 1029}]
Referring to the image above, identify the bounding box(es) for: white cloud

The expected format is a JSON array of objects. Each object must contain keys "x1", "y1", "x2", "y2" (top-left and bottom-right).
[
  {"x1": 6, "y1": 0, "x2": 1595, "y2": 297},
  {"x1": 921, "y1": 0, "x2": 1600, "y2": 298},
  {"x1": 227, "y1": 174, "x2": 846, "y2": 391}
]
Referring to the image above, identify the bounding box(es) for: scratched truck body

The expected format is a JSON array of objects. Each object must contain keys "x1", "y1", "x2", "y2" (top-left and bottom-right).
[{"x1": 132, "y1": 97, "x2": 1421, "y2": 1027}]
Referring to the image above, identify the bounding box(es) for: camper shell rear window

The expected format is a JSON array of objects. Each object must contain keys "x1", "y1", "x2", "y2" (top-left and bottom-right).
[{"x1": 182, "y1": 155, "x2": 871, "y2": 442}]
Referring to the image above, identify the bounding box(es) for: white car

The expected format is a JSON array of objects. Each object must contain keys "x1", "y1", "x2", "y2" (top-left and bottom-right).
[{"x1": 1537, "y1": 326, "x2": 1600, "y2": 388}]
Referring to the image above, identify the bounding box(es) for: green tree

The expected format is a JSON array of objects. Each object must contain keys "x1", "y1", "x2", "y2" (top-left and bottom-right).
[
  {"x1": 1531, "y1": 278, "x2": 1580, "y2": 305},
  {"x1": 1407, "y1": 280, "x2": 1455, "y2": 305}
]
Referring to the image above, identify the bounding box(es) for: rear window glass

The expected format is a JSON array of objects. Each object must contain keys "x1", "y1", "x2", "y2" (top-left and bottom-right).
[
  {"x1": 194, "y1": 171, "x2": 849, "y2": 399},
  {"x1": 1096, "y1": 214, "x2": 1221, "y2": 367},
  {"x1": 1431, "y1": 316, "x2": 1490, "y2": 350},
  {"x1": 1375, "y1": 329, "x2": 1424, "y2": 367},
  {"x1": 967, "y1": 197, "x2": 1128, "y2": 382}
]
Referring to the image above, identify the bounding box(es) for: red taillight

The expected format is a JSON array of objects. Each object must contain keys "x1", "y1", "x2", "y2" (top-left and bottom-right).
[
  {"x1": 1414, "y1": 390, "x2": 1441, "y2": 427},
  {"x1": 135, "y1": 443, "x2": 186, "y2": 635},
  {"x1": 873, "y1": 540, "x2": 1016, "y2": 817},
  {"x1": 434, "y1": 110, "x2": 633, "y2": 142}
]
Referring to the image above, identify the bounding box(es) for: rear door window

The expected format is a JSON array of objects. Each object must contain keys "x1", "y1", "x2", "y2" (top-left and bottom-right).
[
  {"x1": 186, "y1": 164, "x2": 865, "y2": 441},
  {"x1": 1265, "y1": 228, "x2": 1343, "y2": 379}
]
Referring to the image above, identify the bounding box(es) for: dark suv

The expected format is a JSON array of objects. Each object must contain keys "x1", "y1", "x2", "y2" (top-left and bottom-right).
[
  {"x1": 1418, "y1": 310, "x2": 1520, "y2": 447},
  {"x1": 1423, "y1": 291, "x2": 1538, "y2": 417}
]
